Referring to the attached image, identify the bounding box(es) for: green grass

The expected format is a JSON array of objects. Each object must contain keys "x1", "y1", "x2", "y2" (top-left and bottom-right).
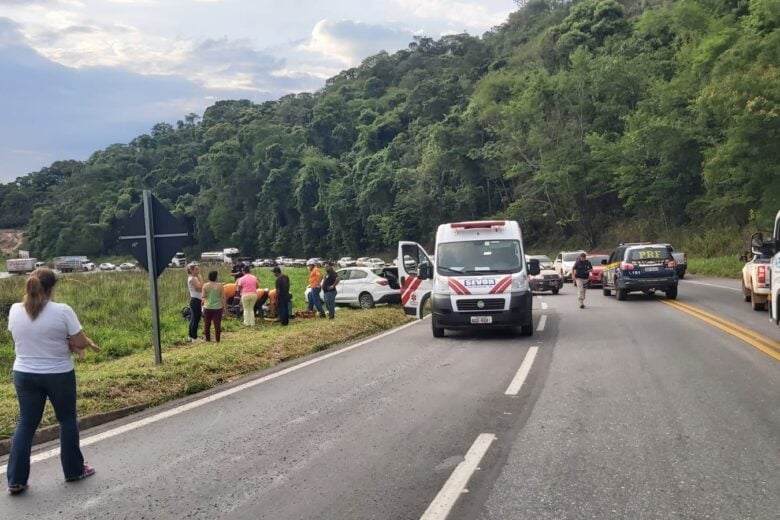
[
  {"x1": 687, "y1": 256, "x2": 743, "y2": 279},
  {"x1": 0, "y1": 266, "x2": 410, "y2": 439}
]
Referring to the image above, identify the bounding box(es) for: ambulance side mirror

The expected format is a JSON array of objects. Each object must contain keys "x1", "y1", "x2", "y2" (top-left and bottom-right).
[
  {"x1": 527, "y1": 258, "x2": 540, "y2": 276},
  {"x1": 419, "y1": 262, "x2": 432, "y2": 280}
]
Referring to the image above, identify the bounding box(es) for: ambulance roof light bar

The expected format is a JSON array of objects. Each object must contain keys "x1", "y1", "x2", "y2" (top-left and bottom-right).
[{"x1": 450, "y1": 221, "x2": 506, "y2": 230}]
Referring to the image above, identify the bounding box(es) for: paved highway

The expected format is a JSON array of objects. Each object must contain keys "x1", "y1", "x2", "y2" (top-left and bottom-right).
[{"x1": 1, "y1": 276, "x2": 778, "y2": 519}]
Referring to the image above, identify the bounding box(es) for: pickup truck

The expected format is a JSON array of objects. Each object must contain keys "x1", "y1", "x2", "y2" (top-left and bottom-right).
[
  {"x1": 663, "y1": 244, "x2": 687, "y2": 279},
  {"x1": 741, "y1": 254, "x2": 771, "y2": 311}
]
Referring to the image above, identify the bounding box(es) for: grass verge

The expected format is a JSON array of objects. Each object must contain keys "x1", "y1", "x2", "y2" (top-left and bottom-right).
[
  {"x1": 687, "y1": 256, "x2": 743, "y2": 279},
  {"x1": 0, "y1": 306, "x2": 409, "y2": 439}
]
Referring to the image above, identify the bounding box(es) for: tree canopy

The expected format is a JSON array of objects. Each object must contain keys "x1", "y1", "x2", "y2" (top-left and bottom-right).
[{"x1": 1, "y1": 0, "x2": 777, "y2": 259}]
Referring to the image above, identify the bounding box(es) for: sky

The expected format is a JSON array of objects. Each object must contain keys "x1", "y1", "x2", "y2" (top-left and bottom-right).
[{"x1": 0, "y1": 0, "x2": 515, "y2": 182}]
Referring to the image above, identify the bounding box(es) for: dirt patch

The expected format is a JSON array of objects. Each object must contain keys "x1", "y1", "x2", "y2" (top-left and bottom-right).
[{"x1": 0, "y1": 229, "x2": 23, "y2": 255}]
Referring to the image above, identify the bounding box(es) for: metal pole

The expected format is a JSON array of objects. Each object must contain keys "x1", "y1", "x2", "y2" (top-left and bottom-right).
[{"x1": 143, "y1": 190, "x2": 163, "y2": 365}]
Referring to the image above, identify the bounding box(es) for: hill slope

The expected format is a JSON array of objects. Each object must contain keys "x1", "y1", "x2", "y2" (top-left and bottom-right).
[{"x1": 0, "y1": 0, "x2": 777, "y2": 258}]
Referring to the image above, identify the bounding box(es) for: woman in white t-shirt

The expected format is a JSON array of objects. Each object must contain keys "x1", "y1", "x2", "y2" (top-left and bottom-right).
[
  {"x1": 6, "y1": 268, "x2": 100, "y2": 495},
  {"x1": 186, "y1": 262, "x2": 203, "y2": 340}
]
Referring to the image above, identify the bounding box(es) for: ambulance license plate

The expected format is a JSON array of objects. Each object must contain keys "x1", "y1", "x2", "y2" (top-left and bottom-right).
[{"x1": 471, "y1": 316, "x2": 492, "y2": 324}]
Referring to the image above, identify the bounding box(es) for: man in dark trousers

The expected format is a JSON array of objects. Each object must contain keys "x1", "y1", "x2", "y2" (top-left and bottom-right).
[
  {"x1": 272, "y1": 266, "x2": 291, "y2": 325},
  {"x1": 571, "y1": 252, "x2": 593, "y2": 309},
  {"x1": 322, "y1": 262, "x2": 340, "y2": 319}
]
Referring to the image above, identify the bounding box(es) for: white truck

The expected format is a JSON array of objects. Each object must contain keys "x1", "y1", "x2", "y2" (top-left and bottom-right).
[
  {"x1": 397, "y1": 220, "x2": 541, "y2": 337},
  {"x1": 170, "y1": 252, "x2": 186, "y2": 267},
  {"x1": 755, "y1": 210, "x2": 780, "y2": 327},
  {"x1": 6, "y1": 257, "x2": 38, "y2": 274},
  {"x1": 53, "y1": 256, "x2": 91, "y2": 273},
  {"x1": 200, "y1": 248, "x2": 240, "y2": 264}
]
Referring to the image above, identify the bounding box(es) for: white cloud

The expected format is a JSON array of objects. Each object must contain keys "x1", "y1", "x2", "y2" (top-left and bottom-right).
[
  {"x1": 395, "y1": 0, "x2": 509, "y2": 30},
  {"x1": 299, "y1": 19, "x2": 415, "y2": 66}
]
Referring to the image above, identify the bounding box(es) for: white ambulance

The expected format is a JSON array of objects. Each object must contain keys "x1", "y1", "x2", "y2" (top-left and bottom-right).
[{"x1": 398, "y1": 220, "x2": 540, "y2": 338}]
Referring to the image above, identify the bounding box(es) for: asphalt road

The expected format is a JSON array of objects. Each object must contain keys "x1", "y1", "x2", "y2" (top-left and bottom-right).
[{"x1": 1, "y1": 275, "x2": 778, "y2": 519}]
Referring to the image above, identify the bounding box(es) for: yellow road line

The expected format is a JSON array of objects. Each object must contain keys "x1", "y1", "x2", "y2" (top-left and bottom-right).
[{"x1": 660, "y1": 300, "x2": 780, "y2": 361}]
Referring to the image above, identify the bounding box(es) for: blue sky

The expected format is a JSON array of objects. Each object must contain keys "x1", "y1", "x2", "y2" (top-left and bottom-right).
[{"x1": 0, "y1": 0, "x2": 514, "y2": 182}]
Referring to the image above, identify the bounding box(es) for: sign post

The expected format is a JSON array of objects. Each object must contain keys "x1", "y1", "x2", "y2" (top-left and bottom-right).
[{"x1": 119, "y1": 190, "x2": 189, "y2": 365}]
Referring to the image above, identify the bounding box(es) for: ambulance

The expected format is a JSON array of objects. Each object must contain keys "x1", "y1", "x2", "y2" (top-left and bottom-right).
[{"x1": 397, "y1": 220, "x2": 540, "y2": 338}]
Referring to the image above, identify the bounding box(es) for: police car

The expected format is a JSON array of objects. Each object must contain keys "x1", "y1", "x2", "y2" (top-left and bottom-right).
[{"x1": 601, "y1": 243, "x2": 678, "y2": 300}]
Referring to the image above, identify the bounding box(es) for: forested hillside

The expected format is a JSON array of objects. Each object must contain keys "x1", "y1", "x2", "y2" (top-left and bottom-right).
[{"x1": 0, "y1": 0, "x2": 777, "y2": 259}]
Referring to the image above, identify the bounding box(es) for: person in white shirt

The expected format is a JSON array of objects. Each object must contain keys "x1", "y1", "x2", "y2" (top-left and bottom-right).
[{"x1": 6, "y1": 268, "x2": 100, "y2": 495}]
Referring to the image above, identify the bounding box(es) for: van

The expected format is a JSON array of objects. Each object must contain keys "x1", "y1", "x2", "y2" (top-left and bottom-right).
[{"x1": 398, "y1": 220, "x2": 540, "y2": 338}]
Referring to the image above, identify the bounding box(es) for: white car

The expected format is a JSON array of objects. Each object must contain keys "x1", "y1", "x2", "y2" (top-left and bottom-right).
[
  {"x1": 99, "y1": 262, "x2": 116, "y2": 271},
  {"x1": 83, "y1": 262, "x2": 96, "y2": 271},
  {"x1": 553, "y1": 250, "x2": 586, "y2": 282},
  {"x1": 364, "y1": 258, "x2": 386, "y2": 268},
  {"x1": 337, "y1": 257, "x2": 356, "y2": 268},
  {"x1": 306, "y1": 267, "x2": 400, "y2": 308},
  {"x1": 119, "y1": 262, "x2": 136, "y2": 271},
  {"x1": 252, "y1": 258, "x2": 264, "y2": 267}
]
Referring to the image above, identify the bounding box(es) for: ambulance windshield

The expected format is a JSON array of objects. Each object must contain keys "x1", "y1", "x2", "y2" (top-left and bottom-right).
[{"x1": 437, "y1": 240, "x2": 523, "y2": 275}]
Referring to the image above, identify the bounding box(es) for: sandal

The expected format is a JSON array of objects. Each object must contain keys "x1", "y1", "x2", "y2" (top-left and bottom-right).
[
  {"x1": 65, "y1": 463, "x2": 95, "y2": 482},
  {"x1": 8, "y1": 483, "x2": 28, "y2": 495}
]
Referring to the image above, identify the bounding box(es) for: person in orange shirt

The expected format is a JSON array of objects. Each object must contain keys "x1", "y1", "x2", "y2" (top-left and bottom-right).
[{"x1": 307, "y1": 261, "x2": 325, "y2": 318}]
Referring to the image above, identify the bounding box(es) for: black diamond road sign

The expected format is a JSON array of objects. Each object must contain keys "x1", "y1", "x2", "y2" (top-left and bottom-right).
[{"x1": 119, "y1": 194, "x2": 188, "y2": 278}]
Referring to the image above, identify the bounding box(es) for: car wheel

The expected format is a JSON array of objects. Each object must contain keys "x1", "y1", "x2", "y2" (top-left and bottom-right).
[
  {"x1": 603, "y1": 287, "x2": 611, "y2": 296},
  {"x1": 750, "y1": 292, "x2": 766, "y2": 311},
  {"x1": 666, "y1": 286, "x2": 677, "y2": 300},
  {"x1": 742, "y1": 280, "x2": 751, "y2": 302},
  {"x1": 678, "y1": 271, "x2": 685, "y2": 279},
  {"x1": 552, "y1": 288, "x2": 559, "y2": 295},
  {"x1": 519, "y1": 322, "x2": 534, "y2": 336},
  {"x1": 358, "y1": 292, "x2": 375, "y2": 309},
  {"x1": 617, "y1": 288, "x2": 627, "y2": 301}
]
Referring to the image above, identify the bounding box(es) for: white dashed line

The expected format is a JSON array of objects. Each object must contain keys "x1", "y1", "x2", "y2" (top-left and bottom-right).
[
  {"x1": 541, "y1": 302, "x2": 548, "y2": 310},
  {"x1": 420, "y1": 433, "x2": 496, "y2": 520},
  {"x1": 504, "y1": 346, "x2": 539, "y2": 395},
  {"x1": 537, "y1": 314, "x2": 547, "y2": 332}
]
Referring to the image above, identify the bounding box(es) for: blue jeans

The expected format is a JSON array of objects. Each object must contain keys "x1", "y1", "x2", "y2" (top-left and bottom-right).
[
  {"x1": 307, "y1": 287, "x2": 325, "y2": 316},
  {"x1": 8, "y1": 370, "x2": 85, "y2": 485},
  {"x1": 323, "y1": 291, "x2": 337, "y2": 319}
]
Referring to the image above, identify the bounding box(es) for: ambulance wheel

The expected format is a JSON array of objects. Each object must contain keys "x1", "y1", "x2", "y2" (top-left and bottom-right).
[{"x1": 432, "y1": 319, "x2": 445, "y2": 338}]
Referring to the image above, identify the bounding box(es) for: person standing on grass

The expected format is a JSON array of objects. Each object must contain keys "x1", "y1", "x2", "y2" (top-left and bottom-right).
[
  {"x1": 273, "y1": 266, "x2": 291, "y2": 326},
  {"x1": 202, "y1": 270, "x2": 226, "y2": 342},
  {"x1": 186, "y1": 263, "x2": 203, "y2": 341},
  {"x1": 236, "y1": 265, "x2": 259, "y2": 326},
  {"x1": 6, "y1": 268, "x2": 100, "y2": 495},
  {"x1": 322, "y1": 262, "x2": 340, "y2": 320},
  {"x1": 307, "y1": 261, "x2": 325, "y2": 318},
  {"x1": 572, "y1": 252, "x2": 593, "y2": 309}
]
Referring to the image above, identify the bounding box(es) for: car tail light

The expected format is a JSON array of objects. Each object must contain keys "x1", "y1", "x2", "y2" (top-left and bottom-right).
[
  {"x1": 375, "y1": 279, "x2": 389, "y2": 286},
  {"x1": 668, "y1": 260, "x2": 677, "y2": 269},
  {"x1": 758, "y1": 265, "x2": 767, "y2": 285},
  {"x1": 620, "y1": 262, "x2": 634, "y2": 270}
]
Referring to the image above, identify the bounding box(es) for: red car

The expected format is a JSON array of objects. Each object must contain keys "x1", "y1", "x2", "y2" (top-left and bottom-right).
[{"x1": 586, "y1": 254, "x2": 610, "y2": 287}]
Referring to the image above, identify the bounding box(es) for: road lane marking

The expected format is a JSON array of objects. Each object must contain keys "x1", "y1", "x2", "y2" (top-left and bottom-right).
[
  {"x1": 0, "y1": 317, "x2": 425, "y2": 475},
  {"x1": 661, "y1": 300, "x2": 780, "y2": 361},
  {"x1": 505, "y1": 347, "x2": 539, "y2": 395},
  {"x1": 541, "y1": 302, "x2": 548, "y2": 310},
  {"x1": 537, "y1": 315, "x2": 547, "y2": 332},
  {"x1": 684, "y1": 280, "x2": 740, "y2": 292},
  {"x1": 420, "y1": 433, "x2": 496, "y2": 520}
]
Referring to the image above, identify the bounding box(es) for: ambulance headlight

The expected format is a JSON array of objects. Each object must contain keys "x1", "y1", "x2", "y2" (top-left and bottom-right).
[
  {"x1": 434, "y1": 276, "x2": 451, "y2": 294},
  {"x1": 511, "y1": 275, "x2": 529, "y2": 292}
]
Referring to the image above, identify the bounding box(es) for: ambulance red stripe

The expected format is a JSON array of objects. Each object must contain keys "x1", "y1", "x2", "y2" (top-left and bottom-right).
[{"x1": 489, "y1": 276, "x2": 512, "y2": 294}]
